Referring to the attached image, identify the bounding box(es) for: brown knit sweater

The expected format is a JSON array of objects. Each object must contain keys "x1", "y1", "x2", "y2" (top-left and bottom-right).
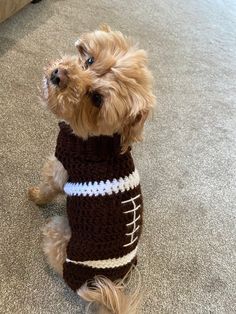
[{"x1": 55, "y1": 122, "x2": 143, "y2": 291}]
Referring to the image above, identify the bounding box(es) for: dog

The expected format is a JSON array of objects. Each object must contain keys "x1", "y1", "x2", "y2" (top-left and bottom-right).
[{"x1": 28, "y1": 25, "x2": 155, "y2": 314}]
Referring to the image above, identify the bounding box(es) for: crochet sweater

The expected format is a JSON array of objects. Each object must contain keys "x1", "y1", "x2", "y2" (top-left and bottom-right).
[{"x1": 55, "y1": 122, "x2": 143, "y2": 291}]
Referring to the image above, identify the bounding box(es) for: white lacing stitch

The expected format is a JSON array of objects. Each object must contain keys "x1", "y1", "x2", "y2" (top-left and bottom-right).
[
  {"x1": 122, "y1": 194, "x2": 141, "y2": 248},
  {"x1": 64, "y1": 169, "x2": 140, "y2": 197},
  {"x1": 66, "y1": 246, "x2": 138, "y2": 269}
]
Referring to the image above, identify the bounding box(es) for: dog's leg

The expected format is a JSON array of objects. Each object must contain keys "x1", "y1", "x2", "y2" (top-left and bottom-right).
[
  {"x1": 28, "y1": 156, "x2": 68, "y2": 205},
  {"x1": 42, "y1": 215, "x2": 71, "y2": 276}
]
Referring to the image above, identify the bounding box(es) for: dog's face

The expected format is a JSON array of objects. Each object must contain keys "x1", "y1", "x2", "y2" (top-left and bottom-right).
[{"x1": 43, "y1": 25, "x2": 155, "y2": 150}]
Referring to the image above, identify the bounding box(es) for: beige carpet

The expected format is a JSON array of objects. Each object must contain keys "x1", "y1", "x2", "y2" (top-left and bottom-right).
[{"x1": 1, "y1": 0, "x2": 236, "y2": 313}]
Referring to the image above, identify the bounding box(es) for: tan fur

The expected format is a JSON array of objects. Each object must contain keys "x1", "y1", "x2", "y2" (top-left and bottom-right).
[
  {"x1": 78, "y1": 268, "x2": 142, "y2": 314},
  {"x1": 42, "y1": 216, "x2": 71, "y2": 275},
  {"x1": 42, "y1": 26, "x2": 155, "y2": 150},
  {"x1": 29, "y1": 25, "x2": 155, "y2": 314},
  {"x1": 28, "y1": 156, "x2": 68, "y2": 205}
]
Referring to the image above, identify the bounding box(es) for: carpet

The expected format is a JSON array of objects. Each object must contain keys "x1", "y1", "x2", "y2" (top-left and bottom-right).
[{"x1": 0, "y1": 0, "x2": 236, "y2": 313}]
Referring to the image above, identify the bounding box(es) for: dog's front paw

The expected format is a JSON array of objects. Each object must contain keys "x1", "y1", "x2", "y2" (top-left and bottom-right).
[{"x1": 28, "y1": 186, "x2": 47, "y2": 205}]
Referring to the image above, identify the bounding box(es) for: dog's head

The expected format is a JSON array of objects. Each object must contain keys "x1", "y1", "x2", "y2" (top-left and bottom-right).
[{"x1": 43, "y1": 25, "x2": 155, "y2": 150}]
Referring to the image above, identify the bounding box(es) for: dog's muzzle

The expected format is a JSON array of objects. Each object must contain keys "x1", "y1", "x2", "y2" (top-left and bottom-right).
[{"x1": 50, "y1": 68, "x2": 68, "y2": 89}]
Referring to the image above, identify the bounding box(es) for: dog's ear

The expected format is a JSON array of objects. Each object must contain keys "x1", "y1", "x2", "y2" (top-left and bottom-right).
[
  {"x1": 75, "y1": 24, "x2": 112, "y2": 55},
  {"x1": 118, "y1": 49, "x2": 155, "y2": 151},
  {"x1": 99, "y1": 24, "x2": 112, "y2": 32},
  {"x1": 121, "y1": 108, "x2": 151, "y2": 152},
  {"x1": 75, "y1": 39, "x2": 88, "y2": 57}
]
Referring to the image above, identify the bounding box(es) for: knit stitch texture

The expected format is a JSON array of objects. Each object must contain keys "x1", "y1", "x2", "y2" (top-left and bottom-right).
[{"x1": 55, "y1": 122, "x2": 143, "y2": 291}]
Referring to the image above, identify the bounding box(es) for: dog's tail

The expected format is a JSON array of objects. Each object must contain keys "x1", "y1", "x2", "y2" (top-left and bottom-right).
[{"x1": 77, "y1": 268, "x2": 142, "y2": 314}]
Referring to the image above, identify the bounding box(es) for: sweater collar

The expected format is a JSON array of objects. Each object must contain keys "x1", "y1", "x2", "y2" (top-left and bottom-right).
[{"x1": 58, "y1": 122, "x2": 124, "y2": 161}]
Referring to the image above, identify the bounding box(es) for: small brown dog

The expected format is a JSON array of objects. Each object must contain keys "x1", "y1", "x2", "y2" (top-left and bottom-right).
[{"x1": 29, "y1": 25, "x2": 155, "y2": 314}]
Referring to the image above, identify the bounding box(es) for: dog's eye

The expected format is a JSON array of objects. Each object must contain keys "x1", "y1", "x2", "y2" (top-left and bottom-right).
[
  {"x1": 90, "y1": 92, "x2": 103, "y2": 108},
  {"x1": 85, "y1": 57, "x2": 94, "y2": 67}
]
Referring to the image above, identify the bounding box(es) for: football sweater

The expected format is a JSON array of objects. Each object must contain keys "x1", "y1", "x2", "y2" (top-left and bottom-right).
[{"x1": 55, "y1": 122, "x2": 143, "y2": 291}]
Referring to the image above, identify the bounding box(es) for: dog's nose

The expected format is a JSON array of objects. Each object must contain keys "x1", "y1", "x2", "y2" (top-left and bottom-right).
[
  {"x1": 50, "y1": 68, "x2": 60, "y2": 85},
  {"x1": 50, "y1": 68, "x2": 68, "y2": 88}
]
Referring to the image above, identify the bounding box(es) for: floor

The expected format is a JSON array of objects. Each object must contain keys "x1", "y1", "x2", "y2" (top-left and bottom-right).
[{"x1": 0, "y1": 0, "x2": 236, "y2": 313}]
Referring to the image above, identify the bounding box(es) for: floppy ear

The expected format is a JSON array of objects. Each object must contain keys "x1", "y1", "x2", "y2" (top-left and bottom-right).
[
  {"x1": 99, "y1": 23, "x2": 112, "y2": 32},
  {"x1": 74, "y1": 39, "x2": 88, "y2": 57},
  {"x1": 121, "y1": 67, "x2": 155, "y2": 152},
  {"x1": 75, "y1": 24, "x2": 111, "y2": 53},
  {"x1": 121, "y1": 109, "x2": 150, "y2": 152}
]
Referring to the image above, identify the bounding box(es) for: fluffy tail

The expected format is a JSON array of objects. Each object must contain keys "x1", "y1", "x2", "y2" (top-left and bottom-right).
[{"x1": 77, "y1": 268, "x2": 142, "y2": 314}]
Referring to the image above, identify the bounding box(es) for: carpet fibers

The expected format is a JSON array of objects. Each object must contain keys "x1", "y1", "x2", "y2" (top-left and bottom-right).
[{"x1": 0, "y1": 0, "x2": 236, "y2": 313}]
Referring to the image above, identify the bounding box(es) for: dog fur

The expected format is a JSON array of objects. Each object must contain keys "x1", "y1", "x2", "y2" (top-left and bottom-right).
[{"x1": 28, "y1": 25, "x2": 155, "y2": 314}]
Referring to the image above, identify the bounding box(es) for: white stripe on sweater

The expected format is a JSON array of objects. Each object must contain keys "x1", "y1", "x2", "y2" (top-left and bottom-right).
[
  {"x1": 64, "y1": 169, "x2": 140, "y2": 197},
  {"x1": 66, "y1": 246, "x2": 138, "y2": 269}
]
